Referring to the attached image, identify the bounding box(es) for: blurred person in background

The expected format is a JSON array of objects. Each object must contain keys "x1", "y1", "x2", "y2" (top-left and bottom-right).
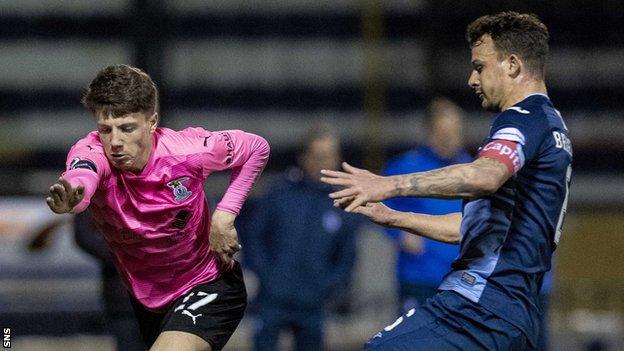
[
  {"x1": 45, "y1": 64, "x2": 270, "y2": 351},
  {"x1": 322, "y1": 12, "x2": 572, "y2": 350},
  {"x1": 27, "y1": 214, "x2": 143, "y2": 350},
  {"x1": 381, "y1": 97, "x2": 471, "y2": 315},
  {"x1": 240, "y1": 125, "x2": 362, "y2": 351},
  {"x1": 74, "y1": 211, "x2": 145, "y2": 351}
]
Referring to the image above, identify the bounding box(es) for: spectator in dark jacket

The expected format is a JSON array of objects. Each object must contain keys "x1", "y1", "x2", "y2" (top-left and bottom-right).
[
  {"x1": 27, "y1": 210, "x2": 144, "y2": 350},
  {"x1": 240, "y1": 125, "x2": 362, "y2": 351}
]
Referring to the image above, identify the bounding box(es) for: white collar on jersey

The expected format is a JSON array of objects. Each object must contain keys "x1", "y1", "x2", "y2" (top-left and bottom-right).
[
  {"x1": 524, "y1": 92, "x2": 549, "y2": 99},
  {"x1": 505, "y1": 93, "x2": 549, "y2": 114}
]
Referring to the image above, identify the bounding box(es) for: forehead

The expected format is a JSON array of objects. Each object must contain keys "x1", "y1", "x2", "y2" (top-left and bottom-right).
[
  {"x1": 471, "y1": 35, "x2": 499, "y2": 62},
  {"x1": 96, "y1": 111, "x2": 146, "y2": 125},
  {"x1": 433, "y1": 112, "x2": 461, "y2": 125},
  {"x1": 307, "y1": 136, "x2": 339, "y2": 152}
]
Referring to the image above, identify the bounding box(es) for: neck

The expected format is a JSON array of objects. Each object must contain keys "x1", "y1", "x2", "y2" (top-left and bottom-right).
[
  {"x1": 501, "y1": 78, "x2": 547, "y2": 110},
  {"x1": 428, "y1": 139, "x2": 457, "y2": 160}
]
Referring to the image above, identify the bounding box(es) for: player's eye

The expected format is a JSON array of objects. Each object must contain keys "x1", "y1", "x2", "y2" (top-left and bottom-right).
[
  {"x1": 122, "y1": 127, "x2": 135, "y2": 133},
  {"x1": 98, "y1": 128, "x2": 111, "y2": 134}
]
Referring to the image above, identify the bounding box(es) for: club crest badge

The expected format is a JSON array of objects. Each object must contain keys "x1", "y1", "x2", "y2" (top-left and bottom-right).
[{"x1": 167, "y1": 177, "x2": 192, "y2": 202}]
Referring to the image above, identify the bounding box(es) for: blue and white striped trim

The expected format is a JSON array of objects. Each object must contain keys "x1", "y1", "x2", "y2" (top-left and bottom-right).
[{"x1": 492, "y1": 127, "x2": 526, "y2": 145}]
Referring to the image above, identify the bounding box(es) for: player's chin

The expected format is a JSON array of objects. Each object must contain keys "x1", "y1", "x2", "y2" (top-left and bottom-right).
[
  {"x1": 112, "y1": 163, "x2": 130, "y2": 171},
  {"x1": 111, "y1": 159, "x2": 133, "y2": 170},
  {"x1": 479, "y1": 97, "x2": 488, "y2": 108},
  {"x1": 482, "y1": 99, "x2": 498, "y2": 112}
]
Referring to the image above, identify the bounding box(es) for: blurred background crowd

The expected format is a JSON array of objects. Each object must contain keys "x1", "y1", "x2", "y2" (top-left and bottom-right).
[{"x1": 0, "y1": 1, "x2": 623, "y2": 350}]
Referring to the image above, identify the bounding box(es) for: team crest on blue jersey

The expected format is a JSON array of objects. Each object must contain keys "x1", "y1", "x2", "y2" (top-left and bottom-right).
[{"x1": 167, "y1": 177, "x2": 192, "y2": 202}]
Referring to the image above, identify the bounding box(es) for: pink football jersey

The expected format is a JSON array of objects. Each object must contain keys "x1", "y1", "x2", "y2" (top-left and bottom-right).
[{"x1": 63, "y1": 127, "x2": 269, "y2": 311}]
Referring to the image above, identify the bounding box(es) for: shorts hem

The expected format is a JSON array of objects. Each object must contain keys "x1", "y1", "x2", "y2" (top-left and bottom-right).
[{"x1": 160, "y1": 326, "x2": 217, "y2": 350}]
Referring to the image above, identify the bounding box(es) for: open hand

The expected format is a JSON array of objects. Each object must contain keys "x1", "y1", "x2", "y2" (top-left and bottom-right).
[
  {"x1": 46, "y1": 177, "x2": 84, "y2": 214},
  {"x1": 209, "y1": 210, "x2": 241, "y2": 268},
  {"x1": 320, "y1": 162, "x2": 397, "y2": 212}
]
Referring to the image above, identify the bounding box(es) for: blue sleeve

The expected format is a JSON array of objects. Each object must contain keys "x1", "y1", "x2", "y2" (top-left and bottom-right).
[{"x1": 488, "y1": 109, "x2": 549, "y2": 165}]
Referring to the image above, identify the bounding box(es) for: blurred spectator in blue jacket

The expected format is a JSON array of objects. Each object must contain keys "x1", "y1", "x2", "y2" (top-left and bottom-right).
[
  {"x1": 240, "y1": 125, "x2": 362, "y2": 351},
  {"x1": 382, "y1": 97, "x2": 471, "y2": 314}
]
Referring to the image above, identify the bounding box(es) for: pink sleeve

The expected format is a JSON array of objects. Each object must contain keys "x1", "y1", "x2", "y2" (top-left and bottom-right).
[
  {"x1": 202, "y1": 130, "x2": 270, "y2": 215},
  {"x1": 62, "y1": 169, "x2": 100, "y2": 213},
  {"x1": 62, "y1": 135, "x2": 110, "y2": 213}
]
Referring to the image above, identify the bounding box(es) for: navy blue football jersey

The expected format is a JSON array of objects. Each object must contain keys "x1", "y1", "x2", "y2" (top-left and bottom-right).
[{"x1": 438, "y1": 94, "x2": 572, "y2": 346}]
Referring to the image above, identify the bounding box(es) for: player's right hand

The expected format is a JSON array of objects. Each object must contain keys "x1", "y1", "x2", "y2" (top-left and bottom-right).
[
  {"x1": 46, "y1": 177, "x2": 84, "y2": 214},
  {"x1": 321, "y1": 162, "x2": 397, "y2": 212}
]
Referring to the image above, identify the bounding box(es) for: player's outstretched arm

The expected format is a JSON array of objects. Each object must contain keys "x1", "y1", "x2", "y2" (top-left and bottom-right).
[
  {"x1": 206, "y1": 130, "x2": 270, "y2": 215},
  {"x1": 395, "y1": 157, "x2": 510, "y2": 199},
  {"x1": 351, "y1": 202, "x2": 461, "y2": 244},
  {"x1": 46, "y1": 177, "x2": 85, "y2": 214},
  {"x1": 321, "y1": 157, "x2": 510, "y2": 212}
]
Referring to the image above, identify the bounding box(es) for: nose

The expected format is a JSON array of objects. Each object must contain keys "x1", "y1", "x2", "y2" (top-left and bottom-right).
[
  {"x1": 110, "y1": 129, "x2": 124, "y2": 150},
  {"x1": 468, "y1": 70, "x2": 479, "y2": 89}
]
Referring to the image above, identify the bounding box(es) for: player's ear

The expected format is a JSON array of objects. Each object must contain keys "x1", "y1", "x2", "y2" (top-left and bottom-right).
[
  {"x1": 149, "y1": 112, "x2": 159, "y2": 133},
  {"x1": 506, "y1": 54, "x2": 521, "y2": 79}
]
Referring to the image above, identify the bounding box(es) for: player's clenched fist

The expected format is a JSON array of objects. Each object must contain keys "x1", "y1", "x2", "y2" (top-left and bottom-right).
[
  {"x1": 46, "y1": 177, "x2": 84, "y2": 214},
  {"x1": 209, "y1": 210, "x2": 241, "y2": 267}
]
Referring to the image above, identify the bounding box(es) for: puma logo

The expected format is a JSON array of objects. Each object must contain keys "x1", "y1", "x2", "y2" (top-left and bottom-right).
[
  {"x1": 175, "y1": 291, "x2": 218, "y2": 325},
  {"x1": 182, "y1": 310, "x2": 203, "y2": 324}
]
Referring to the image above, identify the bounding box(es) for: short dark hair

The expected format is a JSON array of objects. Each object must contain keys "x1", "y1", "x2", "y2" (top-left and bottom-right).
[
  {"x1": 466, "y1": 11, "x2": 549, "y2": 78},
  {"x1": 299, "y1": 124, "x2": 338, "y2": 156},
  {"x1": 82, "y1": 64, "x2": 159, "y2": 117},
  {"x1": 424, "y1": 97, "x2": 461, "y2": 130}
]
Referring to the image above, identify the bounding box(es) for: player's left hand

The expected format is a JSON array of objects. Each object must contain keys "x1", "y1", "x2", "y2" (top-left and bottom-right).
[
  {"x1": 210, "y1": 210, "x2": 241, "y2": 268},
  {"x1": 320, "y1": 162, "x2": 397, "y2": 212},
  {"x1": 347, "y1": 201, "x2": 394, "y2": 226}
]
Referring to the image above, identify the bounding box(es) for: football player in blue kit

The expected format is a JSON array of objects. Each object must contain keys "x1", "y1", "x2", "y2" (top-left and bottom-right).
[{"x1": 320, "y1": 12, "x2": 572, "y2": 350}]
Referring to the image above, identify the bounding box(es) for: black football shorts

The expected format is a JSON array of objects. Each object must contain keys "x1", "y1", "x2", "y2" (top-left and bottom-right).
[{"x1": 129, "y1": 261, "x2": 247, "y2": 350}]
